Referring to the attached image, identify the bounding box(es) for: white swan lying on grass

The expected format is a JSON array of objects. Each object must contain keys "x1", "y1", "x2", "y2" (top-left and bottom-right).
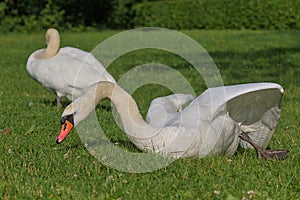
[
  {"x1": 56, "y1": 81, "x2": 289, "y2": 159},
  {"x1": 26, "y1": 28, "x2": 115, "y2": 107}
]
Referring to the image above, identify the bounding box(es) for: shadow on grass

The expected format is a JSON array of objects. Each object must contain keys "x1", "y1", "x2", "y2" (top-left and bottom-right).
[
  {"x1": 39, "y1": 98, "x2": 112, "y2": 111},
  {"x1": 209, "y1": 47, "x2": 300, "y2": 84},
  {"x1": 39, "y1": 98, "x2": 70, "y2": 108}
]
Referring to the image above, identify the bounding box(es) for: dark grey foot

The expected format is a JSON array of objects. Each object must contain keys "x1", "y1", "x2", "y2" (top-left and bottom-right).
[{"x1": 239, "y1": 132, "x2": 289, "y2": 160}]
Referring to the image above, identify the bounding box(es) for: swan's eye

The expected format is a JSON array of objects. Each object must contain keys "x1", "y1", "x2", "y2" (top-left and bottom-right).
[
  {"x1": 60, "y1": 116, "x2": 67, "y2": 125},
  {"x1": 60, "y1": 114, "x2": 75, "y2": 125},
  {"x1": 60, "y1": 112, "x2": 76, "y2": 125}
]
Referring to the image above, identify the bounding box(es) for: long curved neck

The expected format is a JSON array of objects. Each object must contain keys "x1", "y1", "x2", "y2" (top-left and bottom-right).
[
  {"x1": 35, "y1": 28, "x2": 60, "y2": 59},
  {"x1": 96, "y1": 82, "x2": 157, "y2": 139},
  {"x1": 71, "y1": 82, "x2": 158, "y2": 140}
]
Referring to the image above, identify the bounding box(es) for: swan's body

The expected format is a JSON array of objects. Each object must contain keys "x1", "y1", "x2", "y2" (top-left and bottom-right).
[
  {"x1": 57, "y1": 82, "x2": 285, "y2": 158},
  {"x1": 26, "y1": 28, "x2": 115, "y2": 106}
]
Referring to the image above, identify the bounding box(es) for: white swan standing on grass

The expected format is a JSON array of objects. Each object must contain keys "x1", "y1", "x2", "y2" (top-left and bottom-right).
[
  {"x1": 26, "y1": 28, "x2": 116, "y2": 107},
  {"x1": 56, "y1": 81, "x2": 289, "y2": 159}
]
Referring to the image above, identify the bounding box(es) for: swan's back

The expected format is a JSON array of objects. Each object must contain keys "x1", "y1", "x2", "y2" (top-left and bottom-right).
[
  {"x1": 143, "y1": 83, "x2": 283, "y2": 157},
  {"x1": 26, "y1": 47, "x2": 115, "y2": 99},
  {"x1": 146, "y1": 94, "x2": 194, "y2": 128}
]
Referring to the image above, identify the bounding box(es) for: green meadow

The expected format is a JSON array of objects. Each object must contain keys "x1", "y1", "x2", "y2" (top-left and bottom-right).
[{"x1": 0, "y1": 30, "x2": 299, "y2": 199}]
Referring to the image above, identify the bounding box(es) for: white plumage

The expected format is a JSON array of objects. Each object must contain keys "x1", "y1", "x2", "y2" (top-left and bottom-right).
[
  {"x1": 145, "y1": 83, "x2": 284, "y2": 157},
  {"x1": 26, "y1": 28, "x2": 115, "y2": 106}
]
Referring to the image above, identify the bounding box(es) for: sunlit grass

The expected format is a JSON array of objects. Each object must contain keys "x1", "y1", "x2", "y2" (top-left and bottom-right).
[{"x1": 0, "y1": 30, "x2": 299, "y2": 199}]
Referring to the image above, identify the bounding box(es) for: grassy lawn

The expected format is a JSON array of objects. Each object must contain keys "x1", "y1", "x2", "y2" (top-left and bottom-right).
[{"x1": 0, "y1": 29, "x2": 299, "y2": 199}]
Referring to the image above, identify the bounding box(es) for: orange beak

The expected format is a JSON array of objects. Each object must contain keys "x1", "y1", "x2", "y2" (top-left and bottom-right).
[{"x1": 56, "y1": 120, "x2": 74, "y2": 144}]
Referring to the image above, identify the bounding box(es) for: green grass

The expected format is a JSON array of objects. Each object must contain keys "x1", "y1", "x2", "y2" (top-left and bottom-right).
[{"x1": 0, "y1": 29, "x2": 299, "y2": 199}]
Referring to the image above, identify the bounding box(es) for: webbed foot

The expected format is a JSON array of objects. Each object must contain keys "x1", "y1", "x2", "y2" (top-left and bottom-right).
[{"x1": 239, "y1": 132, "x2": 289, "y2": 160}]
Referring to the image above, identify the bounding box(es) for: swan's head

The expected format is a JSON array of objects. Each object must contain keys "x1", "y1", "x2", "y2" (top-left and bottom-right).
[
  {"x1": 56, "y1": 82, "x2": 117, "y2": 144},
  {"x1": 56, "y1": 94, "x2": 96, "y2": 144},
  {"x1": 56, "y1": 113, "x2": 74, "y2": 144},
  {"x1": 56, "y1": 104, "x2": 75, "y2": 144}
]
